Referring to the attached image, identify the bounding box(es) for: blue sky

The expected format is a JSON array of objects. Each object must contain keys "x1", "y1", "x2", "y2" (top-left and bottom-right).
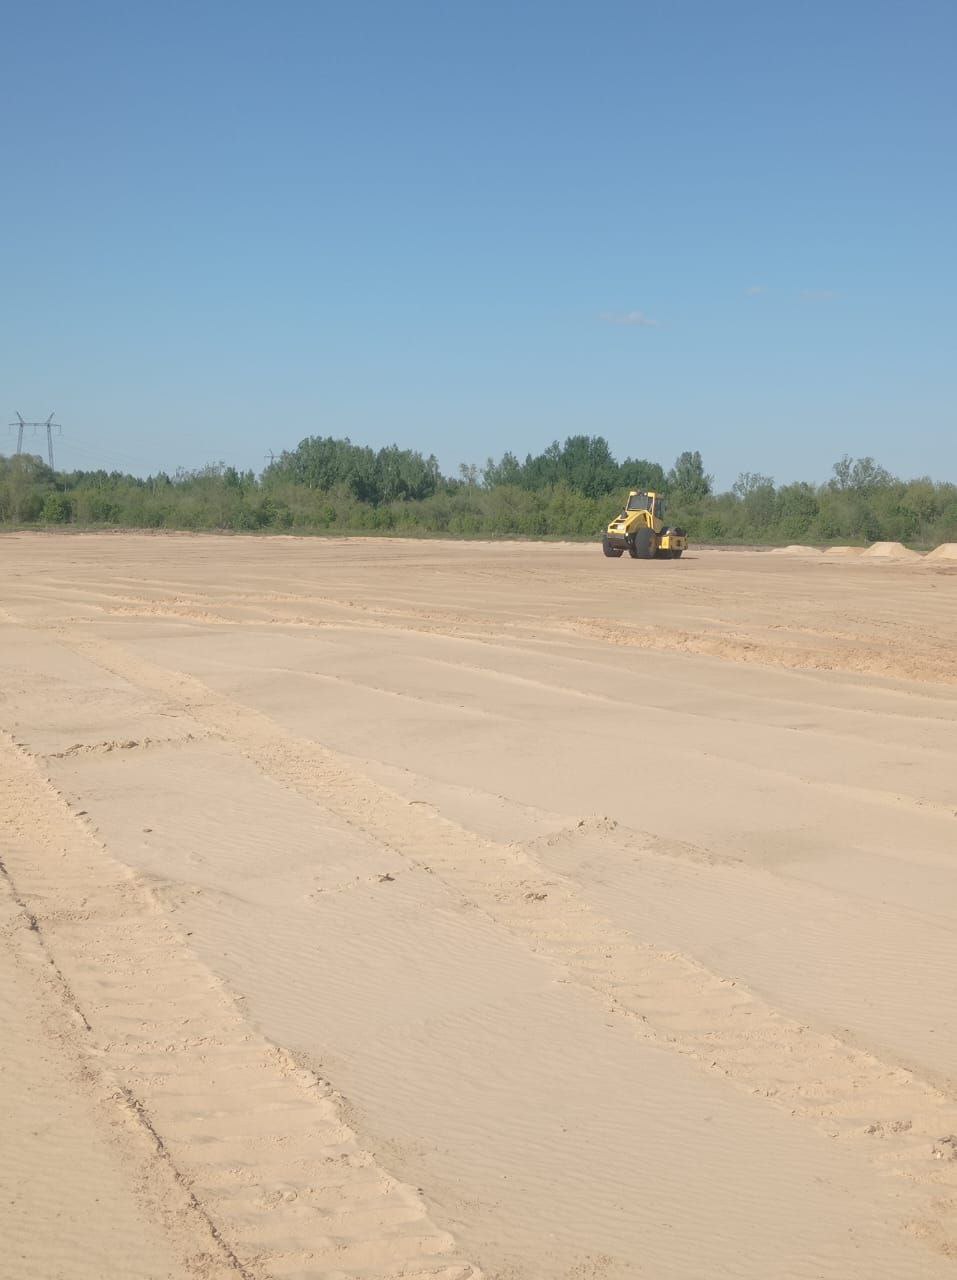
[{"x1": 2, "y1": 0, "x2": 954, "y2": 489}]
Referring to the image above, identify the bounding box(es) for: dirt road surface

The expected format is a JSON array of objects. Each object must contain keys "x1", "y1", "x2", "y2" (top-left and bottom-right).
[{"x1": 2, "y1": 533, "x2": 956, "y2": 1279}]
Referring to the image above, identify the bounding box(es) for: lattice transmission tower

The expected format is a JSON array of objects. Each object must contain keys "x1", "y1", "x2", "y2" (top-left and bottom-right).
[{"x1": 8, "y1": 413, "x2": 61, "y2": 468}]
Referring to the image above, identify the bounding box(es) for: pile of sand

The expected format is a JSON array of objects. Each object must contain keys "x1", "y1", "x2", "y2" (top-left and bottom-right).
[
  {"x1": 824, "y1": 546, "x2": 866, "y2": 556},
  {"x1": 927, "y1": 543, "x2": 957, "y2": 560},
  {"x1": 769, "y1": 544, "x2": 823, "y2": 555},
  {"x1": 862, "y1": 541, "x2": 922, "y2": 560}
]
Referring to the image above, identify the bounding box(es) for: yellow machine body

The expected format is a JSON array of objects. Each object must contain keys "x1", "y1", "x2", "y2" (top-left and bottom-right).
[{"x1": 602, "y1": 490, "x2": 688, "y2": 559}]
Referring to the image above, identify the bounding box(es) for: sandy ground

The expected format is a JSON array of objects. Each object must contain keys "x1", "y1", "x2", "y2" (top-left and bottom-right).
[{"x1": 2, "y1": 533, "x2": 956, "y2": 1280}]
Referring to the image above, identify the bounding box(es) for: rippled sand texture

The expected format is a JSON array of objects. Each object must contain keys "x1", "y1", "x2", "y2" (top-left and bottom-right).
[{"x1": 2, "y1": 533, "x2": 956, "y2": 1280}]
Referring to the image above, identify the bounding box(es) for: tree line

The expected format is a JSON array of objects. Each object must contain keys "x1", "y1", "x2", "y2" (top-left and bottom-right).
[{"x1": 1, "y1": 435, "x2": 954, "y2": 546}]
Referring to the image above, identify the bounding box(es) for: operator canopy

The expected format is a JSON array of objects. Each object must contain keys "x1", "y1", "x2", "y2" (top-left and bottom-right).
[{"x1": 626, "y1": 493, "x2": 663, "y2": 514}]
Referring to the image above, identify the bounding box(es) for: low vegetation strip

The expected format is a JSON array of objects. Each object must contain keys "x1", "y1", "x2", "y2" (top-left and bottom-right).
[{"x1": 2, "y1": 435, "x2": 954, "y2": 547}]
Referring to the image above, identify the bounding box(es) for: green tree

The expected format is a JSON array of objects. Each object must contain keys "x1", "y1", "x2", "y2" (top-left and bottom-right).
[
  {"x1": 732, "y1": 472, "x2": 776, "y2": 531},
  {"x1": 667, "y1": 451, "x2": 712, "y2": 499},
  {"x1": 556, "y1": 435, "x2": 620, "y2": 498},
  {"x1": 41, "y1": 492, "x2": 72, "y2": 523},
  {"x1": 618, "y1": 457, "x2": 666, "y2": 491},
  {"x1": 482, "y1": 452, "x2": 522, "y2": 487},
  {"x1": 776, "y1": 482, "x2": 819, "y2": 539},
  {"x1": 0, "y1": 454, "x2": 53, "y2": 522},
  {"x1": 830, "y1": 454, "x2": 892, "y2": 494}
]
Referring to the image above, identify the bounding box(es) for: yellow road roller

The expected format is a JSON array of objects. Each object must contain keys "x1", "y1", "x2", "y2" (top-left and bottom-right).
[{"x1": 602, "y1": 490, "x2": 688, "y2": 559}]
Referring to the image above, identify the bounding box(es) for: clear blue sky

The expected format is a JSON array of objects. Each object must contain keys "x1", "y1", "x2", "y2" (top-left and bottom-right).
[{"x1": 3, "y1": 0, "x2": 954, "y2": 489}]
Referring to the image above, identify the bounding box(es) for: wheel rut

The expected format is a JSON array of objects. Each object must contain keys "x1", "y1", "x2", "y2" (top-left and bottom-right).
[
  {"x1": 0, "y1": 730, "x2": 482, "y2": 1280},
  {"x1": 32, "y1": 626, "x2": 957, "y2": 1264}
]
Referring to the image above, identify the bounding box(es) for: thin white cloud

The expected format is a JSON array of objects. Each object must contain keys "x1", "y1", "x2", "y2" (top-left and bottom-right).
[
  {"x1": 600, "y1": 310, "x2": 659, "y2": 327},
  {"x1": 745, "y1": 285, "x2": 765, "y2": 296}
]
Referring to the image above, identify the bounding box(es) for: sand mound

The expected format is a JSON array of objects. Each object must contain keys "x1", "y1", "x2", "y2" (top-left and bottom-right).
[
  {"x1": 927, "y1": 543, "x2": 957, "y2": 560},
  {"x1": 862, "y1": 541, "x2": 922, "y2": 560},
  {"x1": 769, "y1": 544, "x2": 822, "y2": 555},
  {"x1": 824, "y1": 545, "x2": 866, "y2": 556}
]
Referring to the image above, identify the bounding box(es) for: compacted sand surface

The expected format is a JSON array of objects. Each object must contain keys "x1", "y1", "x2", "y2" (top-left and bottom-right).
[{"x1": 2, "y1": 533, "x2": 956, "y2": 1280}]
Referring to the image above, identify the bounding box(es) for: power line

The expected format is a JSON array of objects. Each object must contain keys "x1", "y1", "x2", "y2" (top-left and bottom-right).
[{"x1": 63, "y1": 436, "x2": 162, "y2": 474}]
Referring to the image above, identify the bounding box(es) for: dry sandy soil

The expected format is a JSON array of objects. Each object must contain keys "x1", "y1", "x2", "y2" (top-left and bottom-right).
[{"x1": 2, "y1": 533, "x2": 956, "y2": 1280}]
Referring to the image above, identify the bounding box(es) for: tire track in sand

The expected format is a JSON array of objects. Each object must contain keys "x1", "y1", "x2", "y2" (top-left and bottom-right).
[
  {"x1": 0, "y1": 733, "x2": 481, "y2": 1280},
  {"x1": 46, "y1": 628, "x2": 957, "y2": 1263},
  {"x1": 0, "y1": 863, "x2": 237, "y2": 1280}
]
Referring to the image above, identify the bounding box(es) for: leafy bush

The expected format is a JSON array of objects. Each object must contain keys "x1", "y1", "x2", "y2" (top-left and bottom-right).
[{"x1": 40, "y1": 492, "x2": 72, "y2": 523}]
